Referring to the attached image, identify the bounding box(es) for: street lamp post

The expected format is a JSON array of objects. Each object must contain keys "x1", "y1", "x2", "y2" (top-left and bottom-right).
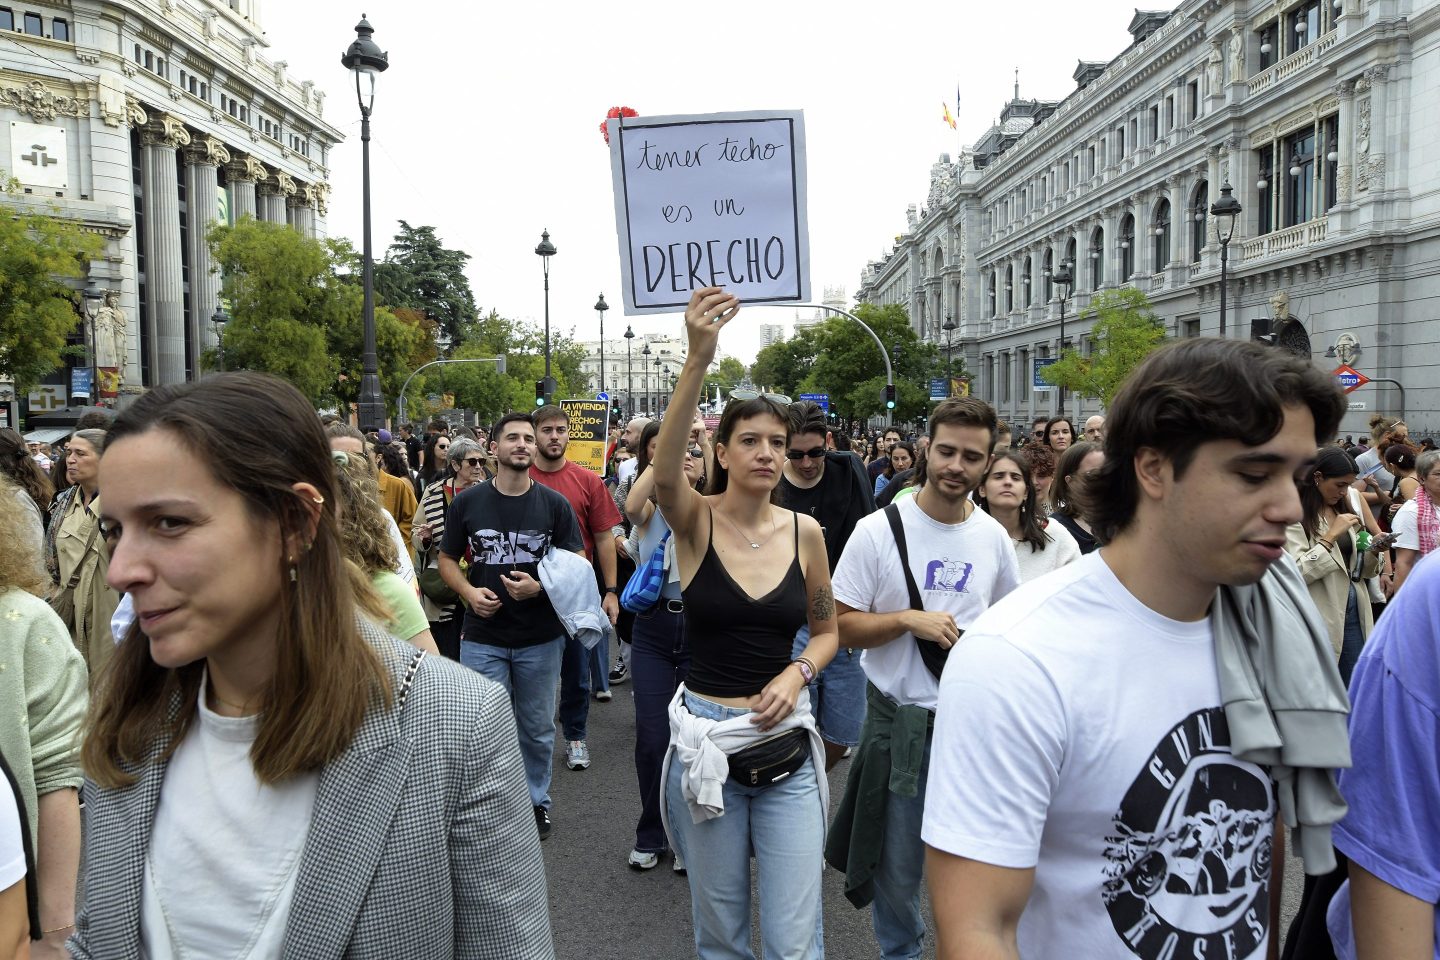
[
  {"x1": 81, "y1": 280, "x2": 103, "y2": 404},
  {"x1": 535, "y1": 229, "x2": 557, "y2": 401},
  {"x1": 341, "y1": 15, "x2": 390, "y2": 431},
  {"x1": 1051, "y1": 259, "x2": 1074, "y2": 423},
  {"x1": 211, "y1": 304, "x2": 230, "y2": 372},
  {"x1": 640, "y1": 342, "x2": 651, "y2": 416},
  {"x1": 653, "y1": 357, "x2": 662, "y2": 416},
  {"x1": 624, "y1": 325, "x2": 635, "y2": 419},
  {"x1": 942, "y1": 314, "x2": 958, "y2": 394},
  {"x1": 594, "y1": 293, "x2": 608, "y2": 399},
  {"x1": 1210, "y1": 181, "x2": 1242, "y2": 338}
]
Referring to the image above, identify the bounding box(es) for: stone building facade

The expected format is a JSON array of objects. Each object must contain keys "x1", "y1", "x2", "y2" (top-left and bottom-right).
[
  {"x1": 1, "y1": 0, "x2": 340, "y2": 401},
  {"x1": 858, "y1": 0, "x2": 1440, "y2": 437}
]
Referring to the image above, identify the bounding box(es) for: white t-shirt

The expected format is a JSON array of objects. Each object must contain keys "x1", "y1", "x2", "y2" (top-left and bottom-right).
[
  {"x1": 1011, "y1": 519, "x2": 1082, "y2": 584},
  {"x1": 923, "y1": 552, "x2": 1275, "y2": 960},
  {"x1": 618, "y1": 457, "x2": 638, "y2": 485},
  {"x1": 832, "y1": 496, "x2": 1019, "y2": 710},
  {"x1": 141, "y1": 673, "x2": 320, "y2": 960},
  {"x1": 385, "y1": 512, "x2": 416, "y2": 585},
  {"x1": 1353, "y1": 447, "x2": 1393, "y2": 493},
  {"x1": 0, "y1": 776, "x2": 23, "y2": 893},
  {"x1": 1391, "y1": 496, "x2": 1438, "y2": 551}
]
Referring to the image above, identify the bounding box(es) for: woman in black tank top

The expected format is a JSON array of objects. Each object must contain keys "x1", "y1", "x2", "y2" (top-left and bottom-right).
[{"x1": 653, "y1": 288, "x2": 838, "y2": 958}]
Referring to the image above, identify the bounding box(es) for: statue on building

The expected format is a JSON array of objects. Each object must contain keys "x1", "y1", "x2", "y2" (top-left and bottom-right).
[
  {"x1": 1206, "y1": 41, "x2": 1224, "y2": 95},
  {"x1": 94, "y1": 295, "x2": 128, "y2": 379},
  {"x1": 1228, "y1": 32, "x2": 1246, "y2": 84},
  {"x1": 1269, "y1": 290, "x2": 1290, "y2": 323}
]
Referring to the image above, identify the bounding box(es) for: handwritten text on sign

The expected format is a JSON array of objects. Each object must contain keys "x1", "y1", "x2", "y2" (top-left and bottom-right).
[{"x1": 607, "y1": 110, "x2": 811, "y2": 315}]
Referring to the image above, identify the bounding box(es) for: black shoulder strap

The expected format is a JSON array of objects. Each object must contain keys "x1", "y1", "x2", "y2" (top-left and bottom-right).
[{"x1": 884, "y1": 504, "x2": 949, "y2": 680}]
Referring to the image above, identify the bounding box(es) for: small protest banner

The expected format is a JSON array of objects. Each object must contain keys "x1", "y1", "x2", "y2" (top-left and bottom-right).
[
  {"x1": 607, "y1": 109, "x2": 811, "y2": 315},
  {"x1": 560, "y1": 399, "x2": 609, "y2": 475}
]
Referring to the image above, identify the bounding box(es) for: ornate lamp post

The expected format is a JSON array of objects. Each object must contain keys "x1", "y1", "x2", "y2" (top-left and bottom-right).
[
  {"x1": 653, "y1": 356, "x2": 662, "y2": 415},
  {"x1": 640, "y1": 342, "x2": 651, "y2": 416},
  {"x1": 594, "y1": 293, "x2": 609, "y2": 397},
  {"x1": 1052, "y1": 259, "x2": 1074, "y2": 422},
  {"x1": 942, "y1": 314, "x2": 958, "y2": 395},
  {"x1": 535, "y1": 229, "x2": 557, "y2": 401},
  {"x1": 211, "y1": 304, "x2": 230, "y2": 372},
  {"x1": 1209, "y1": 181, "x2": 1242, "y2": 337},
  {"x1": 81, "y1": 280, "x2": 103, "y2": 403},
  {"x1": 624, "y1": 324, "x2": 635, "y2": 419},
  {"x1": 341, "y1": 15, "x2": 390, "y2": 430}
]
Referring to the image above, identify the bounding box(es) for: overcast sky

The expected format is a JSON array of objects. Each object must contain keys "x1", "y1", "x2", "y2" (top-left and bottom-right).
[{"x1": 279, "y1": 0, "x2": 1152, "y2": 364}]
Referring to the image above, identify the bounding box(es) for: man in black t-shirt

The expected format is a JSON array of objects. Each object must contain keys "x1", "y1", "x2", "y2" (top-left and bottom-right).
[
  {"x1": 439, "y1": 412, "x2": 583, "y2": 840},
  {"x1": 779, "y1": 401, "x2": 876, "y2": 770}
]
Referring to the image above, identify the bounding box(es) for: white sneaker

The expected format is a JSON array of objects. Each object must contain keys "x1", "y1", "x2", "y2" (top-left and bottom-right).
[
  {"x1": 594, "y1": 688, "x2": 613, "y2": 702},
  {"x1": 672, "y1": 852, "x2": 686, "y2": 875},
  {"x1": 565, "y1": 740, "x2": 591, "y2": 770},
  {"x1": 627, "y1": 848, "x2": 659, "y2": 870}
]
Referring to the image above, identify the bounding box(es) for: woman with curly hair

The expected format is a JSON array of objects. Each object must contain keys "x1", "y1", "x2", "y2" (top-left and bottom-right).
[
  {"x1": 0, "y1": 428, "x2": 52, "y2": 549},
  {"x1": 0, "y1": 477, "x2": 88, "y2": 956},
  {"x1": 332, "y1": 450, "x2": 438, "y2": 655},
  {"x1": 1020, "y1": 442, "x2": 1057, "y2": 515}
]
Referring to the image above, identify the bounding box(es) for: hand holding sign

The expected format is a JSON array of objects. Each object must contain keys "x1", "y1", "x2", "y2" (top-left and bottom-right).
[
  {"x1": 607, "y1": 110, "x2": 810, "y2": 315},
  {"x1": 683, "y1": 288, "x2": 739, "y2": 364}
]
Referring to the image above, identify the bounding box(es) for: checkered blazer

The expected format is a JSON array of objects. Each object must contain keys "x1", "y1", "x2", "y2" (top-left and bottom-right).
[{"x1": 69, "y1": 626, "x2": 555, "y2": 959}]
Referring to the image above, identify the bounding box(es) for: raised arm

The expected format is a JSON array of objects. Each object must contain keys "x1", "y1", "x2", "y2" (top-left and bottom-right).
[
  {"x1": 624, "y1": 467, "x2": 658, "y2": 529},
  {"x1": 654, "y1": 287, "x2": 738, "y2": 538}
]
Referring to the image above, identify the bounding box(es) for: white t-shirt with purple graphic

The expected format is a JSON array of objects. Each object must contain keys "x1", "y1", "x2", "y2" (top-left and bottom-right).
[
  {"x1": 831, "y1": 494, "x2": 1019, "y2": 711},
  {"x1": 924, "y1": 552, "x2": 1276, "y2": 960}
]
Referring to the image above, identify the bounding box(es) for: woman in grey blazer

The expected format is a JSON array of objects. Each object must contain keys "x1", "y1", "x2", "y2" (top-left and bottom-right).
[{"x1": 72, "y1": 373, "x2": 554, "y2": 960}]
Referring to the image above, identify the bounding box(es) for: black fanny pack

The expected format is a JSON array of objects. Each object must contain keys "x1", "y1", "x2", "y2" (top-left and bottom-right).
[{"x1": 727, "y1": 728, "x2": 810, "y2": 788}]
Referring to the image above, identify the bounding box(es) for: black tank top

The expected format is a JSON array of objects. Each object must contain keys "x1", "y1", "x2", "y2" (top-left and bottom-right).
[{"x1": 683, "y1": 506, "x2": 808, "y2": 698}]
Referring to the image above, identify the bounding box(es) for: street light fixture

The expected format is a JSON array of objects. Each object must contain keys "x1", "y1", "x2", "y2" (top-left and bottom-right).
[
  {"x1": 624, "y1": 324, "x2": 635, "y2": 419},
  {"x1": 1052, "y1": 259, "x2": 1074, "y2": 423},
  {"x1": 211, "y1": 304, "x2": 229, "y2": 372},
  {"x1": 640, "y1": 342, "x2": 651, "y2": 416},
  {"x1": 1209, "y1": 181, "x2": 1243, "y2": 337},
  {"x1": 82, "y1": 280, "x2": 103, "y2": 404},
  {"x1": 594, "y1": 293, "x2": 609, "y2": 399},
  {"x1": 535, "y1": 229, "x2": 557, "y2": 402},
  {"x1": 652, "y1": 356, "x2": 662, "y2": 416},
  {"x1": 942, "y1": 314, "x2": 958, "y2": 397},
  {"x1": 341, "y1": 14, "x2": 390, "y2": 431}
]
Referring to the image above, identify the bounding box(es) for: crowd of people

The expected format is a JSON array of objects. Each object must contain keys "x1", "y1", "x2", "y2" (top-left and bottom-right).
[{"x1": 0, "y1": 285, "x2": 1437, "y2": 959}]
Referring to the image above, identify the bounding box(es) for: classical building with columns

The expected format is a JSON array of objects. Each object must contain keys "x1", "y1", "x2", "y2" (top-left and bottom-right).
[
  {"x1": 1, "y1": 0, "x2": 339, "y2": 403},
  {"x1": 858, "y1": 0, "x2": 1440, "y2": 437}
]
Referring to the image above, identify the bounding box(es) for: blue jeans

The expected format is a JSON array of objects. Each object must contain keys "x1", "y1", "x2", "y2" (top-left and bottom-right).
[
  {"x1": 1338, "y1": 583, "x2": 1365, "y2": 687},
  {"x1": 871, "y1": 730, "x2": 934, "y2": 960},
  {"x1": 631, "y1": 602, "x2": 690, "y2": 853},
  {"x1": 460, "y1": 636, "x2": 564, "y2": 809},
  {"x1": 665, "y1": 691, "x2": 826, "y2": 960},
  {"x1": 792, "y1": 626, "x2": 865, "y2": 748},
  {"x1": 559, "y1": 632, "x2": 609, "y2": 741}
]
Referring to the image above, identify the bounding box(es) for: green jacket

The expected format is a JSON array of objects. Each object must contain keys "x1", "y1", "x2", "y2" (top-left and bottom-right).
[{"x1": 824, "y1": 681, "x2": 932, "y2": 908}]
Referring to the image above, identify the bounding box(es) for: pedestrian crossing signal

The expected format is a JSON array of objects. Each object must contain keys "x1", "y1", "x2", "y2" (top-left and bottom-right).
[
  {"x1": 534, "y1": 380, "x2": 546, "y2": 407},
  {"x1": 884, "y1": 384, "x2": 896, "y2": 409}
]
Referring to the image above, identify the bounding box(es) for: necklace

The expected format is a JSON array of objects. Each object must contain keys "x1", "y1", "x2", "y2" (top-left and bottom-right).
[
  {"x1": 209, "y1": 688, "x2": 260, "y2": 715},
  {"x1": 715, "y1": 504, "x2": 778, "y2": 550}
]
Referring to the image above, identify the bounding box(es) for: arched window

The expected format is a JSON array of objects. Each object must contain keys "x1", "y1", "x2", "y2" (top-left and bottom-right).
[
  {"x1": 1120, "y1": 213, "x2": 1135, "y2": 281},
  {"x1": 1089, "y1": 227, "x2": 1104, "y2": 291},
  {"x1": 1005, "y1": 265, "x2": 1014, "y2": 312},
  {"x1": 1153, "y1": 199, "x2": 1172, "y2": 269},
  {"x1": 1042, "y1": 249, "x2": 1054, "y2": 302},
  {"x1": 1022, "y1": 257, "x2": 1033, "y2": 308},
  {"x1": 1190, "y1": 181, "x2": 1208, "y2": 263},
  {"x1": 988, "y1": 272, "x2": 997, "y2": 318}
]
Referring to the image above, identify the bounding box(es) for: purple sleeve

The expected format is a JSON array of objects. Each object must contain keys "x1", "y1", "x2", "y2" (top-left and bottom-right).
[{"x1": 1331, "y1": 558, "x2": 1440, "y2": 903}]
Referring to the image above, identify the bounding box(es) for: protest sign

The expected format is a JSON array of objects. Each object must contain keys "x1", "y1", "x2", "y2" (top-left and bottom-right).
[
  {"x1": 560, "y1": 399, "x2": 609, "y2": 475},
  {"x1": 607, "y1": 109, "x2": 810, "y2": 315}
]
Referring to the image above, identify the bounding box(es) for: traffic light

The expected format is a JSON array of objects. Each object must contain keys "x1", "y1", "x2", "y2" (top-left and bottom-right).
[
  {"x1": 534, "y1": 380, "x2": 546, "y2": 407},
  {"x1": 611, "y1": 402, "x2": 623, "y2": 420},
  {"x1": 884, "y1": 384, "x2": 896, "y2": 410}
]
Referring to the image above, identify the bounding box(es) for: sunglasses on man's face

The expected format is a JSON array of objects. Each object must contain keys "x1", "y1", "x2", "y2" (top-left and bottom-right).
[
  {"x1": 729, "y1": 389, "x2": 792, "y2": 405},
  {"x1": 786, "y1": 446, "x2": 826, "y2": 461}
]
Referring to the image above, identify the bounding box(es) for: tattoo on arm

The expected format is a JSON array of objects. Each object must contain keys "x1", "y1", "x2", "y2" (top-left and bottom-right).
[{"x1": 811, "y1": 584, "x2": 835, "y2": 621}]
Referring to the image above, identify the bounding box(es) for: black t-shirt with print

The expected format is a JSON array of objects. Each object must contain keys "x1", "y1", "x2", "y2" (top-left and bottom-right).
[{"x1": 440, "y1": 480, "x2": 584, "y2": 648}]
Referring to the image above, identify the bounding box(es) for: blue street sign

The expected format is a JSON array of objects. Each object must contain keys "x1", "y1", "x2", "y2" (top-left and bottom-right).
[
  {"x1": 1033, "y1": 357, "x2": 1060, "y2": 391},
  {"x1": 70, "y1": 367, "x2": 93, "y2": 399},
  {"x1": 799, "y1": 392, "x2": 829, "y2": 412},
  {"x1": 929, "y1": 378, "x2": 948, "y2": 401},
  {"x1": 597, "y1": 391, "x2": 610, "y2": 401}
]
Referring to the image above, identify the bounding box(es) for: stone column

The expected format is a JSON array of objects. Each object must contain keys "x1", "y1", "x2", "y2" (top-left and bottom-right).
[
  {"x1": 1354, "y1": 66, "x2": 1389, "y2": 197},
  {"x1": 1169, "y1": 178, "x2": 1187, "y2": 271},
  {"x1": 142, "y1": 114, "x2": 191, "y2": 386},
  {"x1": 258, "y1": 170, "x2": 296, "y2": 223},
  {"x1": 185, "y1": 137, "x2": 230, "y2": 360},
  {"x1": 1335, "y1": 79, "x2": 1356, "y2": 205},
  {"x1": 288, "y1": 188, "x2": 315, "y2": 236},
  {"x1": 1103, "y1": 208, "x2": 1121, "y2": 287},
  {"x1": 224, "y1": 155, "x2": 266, "y2": 221}
]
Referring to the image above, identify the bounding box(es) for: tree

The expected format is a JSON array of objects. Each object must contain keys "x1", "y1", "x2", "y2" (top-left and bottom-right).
[
  {"x1": 0, "y1": 176, "x2": 104, "y2": 392},
  {"x1": 802, "y1": 304, "x2": 938, "y2": 422},
  {"x1": 209, "y1": 217, "x2": 428, "y2": 413},
  {"x1": 702, "y1": 356, "x2": 748, "y2": 394},
  {"x1": 750, "y1": 328, "x2": 818, "y2": 396},
  {"x1": 1041, "y1": 288, "x2": 1167, "y2": 406},
  {"x1": 373, "y1": 221, "x2": 479, "y2": 345}
]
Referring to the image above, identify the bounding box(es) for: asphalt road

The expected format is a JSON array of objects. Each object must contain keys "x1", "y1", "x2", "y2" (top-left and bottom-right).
[{"x1": 540, "y1": 683, "x2": 1305, "y2": 960}]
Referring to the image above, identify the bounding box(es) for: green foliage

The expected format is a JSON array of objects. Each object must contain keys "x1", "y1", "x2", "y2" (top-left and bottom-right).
[
  {"x1": 208, "y1": 217, "x2": 428, "y2": 413},
  {"x1": 805, "y1": 304, "x2": 940, "y2": 422},
  {"x1": 373, "y1": 221, "x2": 479, "y2": 345},
  {"x1": 1041, "y1": 288, "x2": 1167, "y2": 406},
  {"x1": 703, "y1": 356, "x2": 748, "y2": 393},
  {"x1": 750, "y1": 328, "x2": 818, "y2": 396},
  {"x1": 0, "y1": 175, "x2": 105, "y2": 391}
]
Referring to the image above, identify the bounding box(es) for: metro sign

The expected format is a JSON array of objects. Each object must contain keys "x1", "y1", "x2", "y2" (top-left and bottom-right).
[{"x1": 1331, "y1": 364, "x2": 1369, "y2": 394}]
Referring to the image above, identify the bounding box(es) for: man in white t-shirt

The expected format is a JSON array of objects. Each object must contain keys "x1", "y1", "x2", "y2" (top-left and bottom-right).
[
  {"x1": 615, "y1": 417, "x2": 650, "y2": 486},
  {"x1": 826, "y1": 397, "x2": 1019, "y2": 960},
  {"x1": 922, "y1": 338, "x2": 1346, "y2": 960}
]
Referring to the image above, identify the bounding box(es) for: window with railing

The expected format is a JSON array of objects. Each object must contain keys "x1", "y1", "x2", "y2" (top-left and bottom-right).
[
  {"x1": 1154, "y1": 199, "x2": 1172, "y2": 269},
  {"x1": 1023, "y1": 257, "x2": 1033, "y2": 308},
  {"x1": 1254, "y1": 113, "x2": 1338, "y2": 236},
  {"x1": 1005, "y1": 265, "x2": 1014, "y2": 313},
  {"x1": 1120, "y1": 214, "x2": 1135, "y2": 280},
  {"x1": 1190, "y1": 181, "x2": 1208, "y2": 262},
  {"x1": 1089, "y1": 228, "x2": 1105, "y2": 291}
]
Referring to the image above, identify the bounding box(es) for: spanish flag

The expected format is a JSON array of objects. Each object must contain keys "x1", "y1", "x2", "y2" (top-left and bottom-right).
[{"x1": 942, "y1": 102, "x2": 957, "y2": 130}]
